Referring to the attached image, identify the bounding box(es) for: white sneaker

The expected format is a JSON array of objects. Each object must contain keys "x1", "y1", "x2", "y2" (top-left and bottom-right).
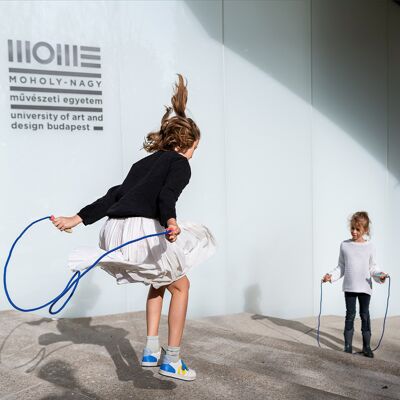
[
  {"x1": 141, "y1": 347, "x2": 163, "y2": 367},
  {"x1": 159, "y1": 356, "x2": 196, "y2": 381}
]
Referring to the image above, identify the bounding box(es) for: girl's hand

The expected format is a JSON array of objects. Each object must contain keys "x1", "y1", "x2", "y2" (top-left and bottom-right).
[
  {"x1": 379, "y1": 273, "x2": 388, "y2": 283},
  {"x1": 322, "y1": 274, "x2": 332, "y2": 283},
  {"x1": 166, "y1": 218, "x2": 181, "y2": 243},
  {"x1": 51, "y1": 214, "x2": 82, "y2": 232}
]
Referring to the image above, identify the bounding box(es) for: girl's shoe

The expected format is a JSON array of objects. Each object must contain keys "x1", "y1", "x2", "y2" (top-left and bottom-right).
[
  {"x1": 362, "y1": 332, "x2": 374, "y2": 358},
  {"x1": 344, "y1": 345, "x2": 353, "y2": 354},
  {"x1": 343, "y1": 329, "x2": 354, "y2": 354},
  {"x1": 159, "y1": 356, "x2": 196, "y2": 381},
  {"x1": 362, "y1": 346, "x2": 374, "y2": 358},
  {"x1": 141, "y1": 347, "x2": 163, "y2": 367}
]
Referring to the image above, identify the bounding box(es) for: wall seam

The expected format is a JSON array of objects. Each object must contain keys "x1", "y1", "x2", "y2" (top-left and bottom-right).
[
  {"x1": 115, "y1": 5, "x2": 128, "y2": 313},
  {"x1": 385, "y1": 0, "x2": 389, "y2": 291},
  {"x1": 310, "y1": 0, "x2": 315, "y2": 316},
  {"x1": 221, "y1": 0, "x2": 229, "y2": 314}
]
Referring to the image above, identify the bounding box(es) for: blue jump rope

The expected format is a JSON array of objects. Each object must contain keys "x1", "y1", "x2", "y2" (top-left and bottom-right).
[
  {"x1": 3, "y1": 215, "x2": 171, "y2": 315},
  {"x1": 317, "y1": 275, "x2": 391, "y2": 352},
  {"x1": 3, "y1": 216, "x2": 392, "y2": 351}
]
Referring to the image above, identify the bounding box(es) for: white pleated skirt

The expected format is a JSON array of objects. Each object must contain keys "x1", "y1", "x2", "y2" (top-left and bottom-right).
[{"x1": 67, "y1": 217, "x2": 216, "y2": 289}]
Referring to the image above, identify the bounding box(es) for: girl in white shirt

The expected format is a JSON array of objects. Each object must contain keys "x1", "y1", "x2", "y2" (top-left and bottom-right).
[{"x1": 322, "y1": 211, "x2": 388, "y2": 358}]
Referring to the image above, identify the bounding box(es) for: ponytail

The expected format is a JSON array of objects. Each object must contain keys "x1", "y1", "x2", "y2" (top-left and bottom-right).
[{"x1": 143, "y1": 74, "x2": 200, "y2": 153}]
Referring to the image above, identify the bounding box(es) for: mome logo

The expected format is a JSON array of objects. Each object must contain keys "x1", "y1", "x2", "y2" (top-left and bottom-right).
[
  {"x1": 7, "y1": 38, "x2": 104, "y2": 133},
  {"x1": 8, "y1": 40, "x2": 101, "y2": 68}
]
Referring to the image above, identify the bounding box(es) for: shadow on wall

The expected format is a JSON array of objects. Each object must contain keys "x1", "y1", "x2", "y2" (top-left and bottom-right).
[
  {"x1": 244, "y1": 283, "x2": 262, "y2": 315},
  {"x1": 27, "y1": 317, "x2": 176, "y2": 391},
  {"x1": 185, "y1": 0, "x2": 400, "y2": 180}
]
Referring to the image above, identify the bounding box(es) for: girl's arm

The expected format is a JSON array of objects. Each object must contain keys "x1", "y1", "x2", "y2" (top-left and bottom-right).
[
  {"x1": 52, "y1": 184, "x2": 122, "y2": 231},
  {"x1": 325, "y1": 244, "x2": 345, "y2": 282},
  {"x1": 369, "y1": 244, "x2": 387, "y2": 283},
  {"x1": 77, "y1": 184, "x2": 122, "y2": 226},
  {"x1": 158, "y1": 157, "x2": 191, "y2": 235}
]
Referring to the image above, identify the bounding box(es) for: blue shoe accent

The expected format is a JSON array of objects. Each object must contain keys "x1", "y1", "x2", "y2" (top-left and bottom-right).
[
  {"x1": 141, "y1": 347, "x2": 163, "y2": 367},
  {"x1": 160, "y1": 363, "x2": 176, "y2": 373},
  {"x1": 142, "y1": 355, "x2": 157, "y2": 363},
  {"x1": 181, "y1": 360, "x2": 188, "y2": 371},
  {"x1": 158, "y1": 358, "x2": 196, "y2": 381}
]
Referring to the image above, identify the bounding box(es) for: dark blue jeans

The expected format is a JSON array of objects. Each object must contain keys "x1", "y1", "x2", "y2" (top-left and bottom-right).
[{"x1": 344, "y1": 292, "x2": 371, "y2": 333}]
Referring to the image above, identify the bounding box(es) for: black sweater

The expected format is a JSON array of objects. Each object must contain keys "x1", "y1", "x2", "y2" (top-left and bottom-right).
[{"x1": 77, "y1": 150, "x2": 191, "y2": 228}]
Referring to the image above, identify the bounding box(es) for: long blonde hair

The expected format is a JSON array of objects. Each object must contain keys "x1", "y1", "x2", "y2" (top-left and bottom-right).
[{"x1": 143, "y1": 74, "x2": 201, "y2": 153}]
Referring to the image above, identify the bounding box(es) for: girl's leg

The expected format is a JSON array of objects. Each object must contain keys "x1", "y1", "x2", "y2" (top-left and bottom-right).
[
  {"x1": 141, "y1": 285, "x2": 166, "y2": 366},
  {"x1": 358, "y1": 293, "x2": 371, "y2": 333},
  {"x1": 344, "y1": 292, "x2": 356, "y2": 353},
  {"x1": 146, "y1": 285, "x2": 166, "y2": 337},
  {"x1": 159, "y1": 276, "x2": 196, "y2": 380},
  {"x1": 344, "y1": 292, "x2": 357, "y2": 331},
  {"x1": 358, "y1": 293, "x2": 373, "y2": 357},
  {"x1": 166, "y1": 275, "x2": 190, "y2": 347}
]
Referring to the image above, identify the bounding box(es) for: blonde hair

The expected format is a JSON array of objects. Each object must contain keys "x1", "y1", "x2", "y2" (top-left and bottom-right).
[
  {"x1": 349, "y1": 211, "x2": 371, "y2": 236},
  {"x1": 143, "y1": 74, "x2": 201, "y2": 153}
]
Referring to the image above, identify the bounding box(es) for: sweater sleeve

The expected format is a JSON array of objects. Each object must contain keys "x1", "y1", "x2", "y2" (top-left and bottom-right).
[
  {"x1": 329, "y1": 243, "x2": 345, "y2": 282},
  {"x1": 77, "y1": 184, "x2": 121, "y2": 226},
  {"x1": 158, "y1": 157, "x2": 191, "y2": 228},
  {"x1": 369, "y1": 244, "x2": 383, "y2": 284}
]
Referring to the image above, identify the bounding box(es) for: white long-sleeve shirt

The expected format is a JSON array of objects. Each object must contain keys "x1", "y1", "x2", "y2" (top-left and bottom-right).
[{"x1": 329, "y1": 239, "x2": 383, "y2": 295}]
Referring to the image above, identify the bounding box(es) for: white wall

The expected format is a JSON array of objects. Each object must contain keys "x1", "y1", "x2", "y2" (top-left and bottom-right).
[
  {"x1": 218, "y1": 0, "x2": 399, "y2": 319},
  {"x1": 312, "y1": 0, "x2": 390, "y2": 317},
  {"x1": 0, "y1": 0, "x2": 226, "y2": 319},
  {"x1": 0, "y1": 0, "x2": 398, "y2": 320},
  {"x1": 0, "y1": 1, "x2": 127, "y2": 318},
  {"x1": 116, "y1": 1, "x2": 226, "y2": 318},
  {"x1": 387, "y1": 0, "x2": 400, "y2": 318},
  {"x1": 222, "y1": 0, "x2": 313, "y2": 318}
]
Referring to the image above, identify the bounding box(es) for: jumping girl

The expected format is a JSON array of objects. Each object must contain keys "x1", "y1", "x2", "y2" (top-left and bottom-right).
[{"x1": 51, "y1": 74, "x2": 216, "y2": 381}]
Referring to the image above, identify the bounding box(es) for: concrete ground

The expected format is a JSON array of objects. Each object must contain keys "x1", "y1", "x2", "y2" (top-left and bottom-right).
[{"x1": 0, "y1": 310, "x2": 399, "y2": 399}]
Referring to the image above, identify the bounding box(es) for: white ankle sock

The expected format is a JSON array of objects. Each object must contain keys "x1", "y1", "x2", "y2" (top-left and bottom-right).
[
  {"x1": 146, "y1": 336, "x2": 160, "y2": 353},
  {"x1": 166, "y1": 346, "x2": 180, "y2": 362}
]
